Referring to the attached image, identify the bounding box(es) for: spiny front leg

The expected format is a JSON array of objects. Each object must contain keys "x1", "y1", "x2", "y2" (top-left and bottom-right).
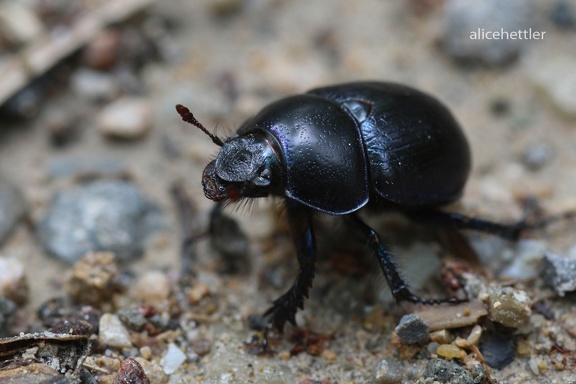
[{"x1": 264, "y1": 199, "x2": 317, "y2": 331}]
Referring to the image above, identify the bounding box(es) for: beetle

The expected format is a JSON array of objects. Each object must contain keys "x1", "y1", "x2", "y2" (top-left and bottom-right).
[{"x1": 177, "y1": 81, "x2": 534, "y2": 331}]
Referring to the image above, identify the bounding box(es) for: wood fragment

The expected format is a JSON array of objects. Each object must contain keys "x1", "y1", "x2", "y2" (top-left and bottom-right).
[
  {"x1": 415, "y1": 301, "x2": 488, "y2": 331},
  {"x1": 0, "y1": 0, "x2": 157, "y2": 106}
]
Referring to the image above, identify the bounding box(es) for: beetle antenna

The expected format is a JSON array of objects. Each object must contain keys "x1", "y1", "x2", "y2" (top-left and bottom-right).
[{"x1": 176, "y1": 104, "x2": 225, "y2": 147}]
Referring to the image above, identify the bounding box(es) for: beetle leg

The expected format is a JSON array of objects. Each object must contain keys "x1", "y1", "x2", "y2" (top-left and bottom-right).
[
  {"x1": 345, "y1": 213, "x2": 460, "y2": 305},
  {"x1": 404, "y1": 209, "x2": 575, "y2": 241},
  {"x1": 264, "y1": 199, "x2": 317, "y2": 331}
]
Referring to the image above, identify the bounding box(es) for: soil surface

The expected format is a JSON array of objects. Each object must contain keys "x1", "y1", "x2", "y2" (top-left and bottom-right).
[{"x1": 0, "y1": 1, "x2": 575, "y2": 383}]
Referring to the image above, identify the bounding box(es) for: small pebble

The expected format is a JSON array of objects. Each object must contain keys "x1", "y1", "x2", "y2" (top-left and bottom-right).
[
  {"x1": 454, "y1": 337, "x2": 467, "y2": 348},
  {"x1": 529, "y1": 357, "x2": 540, "y2": 375},
  {"x1": 466, "y1": 325, "x2": 483, "y2": 346},
  {"x1": 422, "y1": 358, "x2": 474, "y2": 383},
  {"x1": 44, "y1": 108, "x2": 80, "y2": 147},
  {"x1": 516, "y1": 338, "x2": 532, "y2": 356},
  {"x1": 486, "y1": 287, "x2": 531, "y2": 328},
  {"x1": 395, "y1": 314, "x2": 429, "y2": 345},
  {"x1": 0, "y1": 296, "x2": 17, "y2": 334},
  {"x1": 140, "y1": 346, "x2": 152, "y2": 360},
  {"x1": 188, "y1": 283, "x2": 211, "y2": 304},
  {"x1": 373, "y1": 359, "x2": 403, "y2": 384},
  {"x1": 479, "y1": 332, "x2": 516, "y2": 369},
  {"x1": 541, "y1": 251, "x2": 576, "y2": 296},
  {"x1": 71, "y1": 69, "x2": 119, "y2": 101},
  {"x1": 0, "y1": 256, "x2": 28, "y2": 305},
  {"x1": 37, "y1": 180, "x2": 161, "y2": 263},
  {"x1": 436, "y1": 343, "x2": 464, "y2": 360},
  {"x1": 98, "y1": 98, "x2": 153, "y2": 139},
  {"x1": 520, "y1": 143, "x2": 554, "y2": 172},
  {"x1": 321, "y1": 349, "x2": 337, "y2": 362},
  {"x1": 132, "y1": 271, "x2": 171, "y2": 309},
  {"x1": 160, "y1": 343, "x2": 186, "y2": 375},
  {"x1": 191, "y1": 339, "x2": 211, "y2": 357},
  {"x1": 500, "y1": 239, "x2": 548, "y2": 279},
  {"x1": 83, "y1": 29, "x2": 122, "y2": 70},
  {"x1": 99, "y1": 313, "x2": 132, "y2": 349},
  {"x1": 429, "y1": 329, "x2": 452, "y2": 344},
  {"x1": 114, "y1": 357, "x2": 151, "y2": 384},
  {"x1": 0, "y1": 175, "x2": 26, "y2": 245},
  {"x1": 66, "y1": 252, "x2": 120, "y2": 306}
]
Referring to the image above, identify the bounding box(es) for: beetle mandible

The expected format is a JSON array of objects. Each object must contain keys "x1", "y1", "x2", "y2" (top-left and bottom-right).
[{"x1": 177, "y1": 81, "x2": 530, "y2": 331}]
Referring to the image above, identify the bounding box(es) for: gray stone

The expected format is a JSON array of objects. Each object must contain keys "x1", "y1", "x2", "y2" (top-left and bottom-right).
[
  {"x1": 71, "y1": 69, "x2": 119, "y2": 101},
  {"x1": 479, "y1": 332, "x2": 516, "y2": 370},
  {"x1": 395, "y1": 313, "x2": 429, "y2": 345},
  {"x1": 374, "y1": 359, "x2": 403, "y2": 384},
  {"x1": 46, "y1": 156, "x2": 126, "y2": 179},
  {"x1": 443, "y1": 0, "x2": 535, "y2": 66},
  {"x1": 520, "y1": 143, "x2": 554, "y2": 172},
  {"x1": 542, "y1": 252, "x2": 576, "y2": 296},
  {"x1": 37, "y1": 180, "x2": 161, "y2": 263},
  {"x1": 421, "y1": 358, "x2": 477, "y2": 384},
  {"x1": 0, "y1": 296, "x2": 17, "y2": 335},
  {"x1": 0, "y1": 175, "x2": 26, "y2": 245}
]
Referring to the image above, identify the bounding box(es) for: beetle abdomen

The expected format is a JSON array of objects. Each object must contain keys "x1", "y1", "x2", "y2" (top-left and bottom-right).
[{"x1": 308, "y1": 82, "x2": 471, "y2": 206}]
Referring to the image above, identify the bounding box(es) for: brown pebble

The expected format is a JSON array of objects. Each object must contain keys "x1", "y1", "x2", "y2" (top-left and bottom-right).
[
  {"x1": 83, "y1": 29, "x2": 122, "y2": 70},
  {"x1": 188, "y1": 283, "x2": 210, "y2": 304},
  {"x1": 191, "y1": 339, "x2": 211, "y2": 356},
  {"x1": 66, "y1": 252, "x2": 120, "y2": 307},
  {"x1": 114, "y1": 358, "x2": 151, "y2": 384},
  {"x1": 322, "y1": 349, "x2": 337, "y2": 362}
]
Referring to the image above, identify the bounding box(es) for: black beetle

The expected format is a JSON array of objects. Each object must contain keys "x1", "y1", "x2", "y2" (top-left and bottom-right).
[{"x1": 177, "y1": 81, "x2": 535, "y2": 331}]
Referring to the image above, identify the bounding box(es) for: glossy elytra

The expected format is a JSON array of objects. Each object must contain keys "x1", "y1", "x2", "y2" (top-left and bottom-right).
[{"x1": 177, "y1": 81, "x2": 537, "y2": 331}]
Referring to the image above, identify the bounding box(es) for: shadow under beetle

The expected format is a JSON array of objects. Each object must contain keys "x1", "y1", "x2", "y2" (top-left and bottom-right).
[{"x1": 177, "y1": 81, "x2": 541, "y2": 332}]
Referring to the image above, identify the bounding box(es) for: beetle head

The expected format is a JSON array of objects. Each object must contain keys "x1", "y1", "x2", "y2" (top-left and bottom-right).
[{"x1": 202, "y1": 134, "x2": 281, "y2": 202}]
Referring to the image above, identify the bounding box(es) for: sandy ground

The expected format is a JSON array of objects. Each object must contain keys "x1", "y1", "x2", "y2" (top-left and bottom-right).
[{"x1": 1, "y1": 0, "x2": 575, "y2": 383}]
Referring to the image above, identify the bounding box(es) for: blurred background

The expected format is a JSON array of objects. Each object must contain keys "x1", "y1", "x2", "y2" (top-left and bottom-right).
[{"x1": 0, "y1": 0, "x2": 575, "y2": 382}]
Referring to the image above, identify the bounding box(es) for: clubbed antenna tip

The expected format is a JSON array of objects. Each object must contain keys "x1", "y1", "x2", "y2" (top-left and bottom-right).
[{"x1": 176, "y1": 104, "x2": 224, "y2": 147}]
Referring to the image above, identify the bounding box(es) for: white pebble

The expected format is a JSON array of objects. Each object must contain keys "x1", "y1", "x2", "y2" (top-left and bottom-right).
[
  {"x1": 99, "y1": 314, "x2": 132, "y2": 349},
  {"x1": 98, "y1": 98, "x2": 153, "y2": 139},
  {"x1": 161, "y1": 343, "x2": 186, "y2": 375}
]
